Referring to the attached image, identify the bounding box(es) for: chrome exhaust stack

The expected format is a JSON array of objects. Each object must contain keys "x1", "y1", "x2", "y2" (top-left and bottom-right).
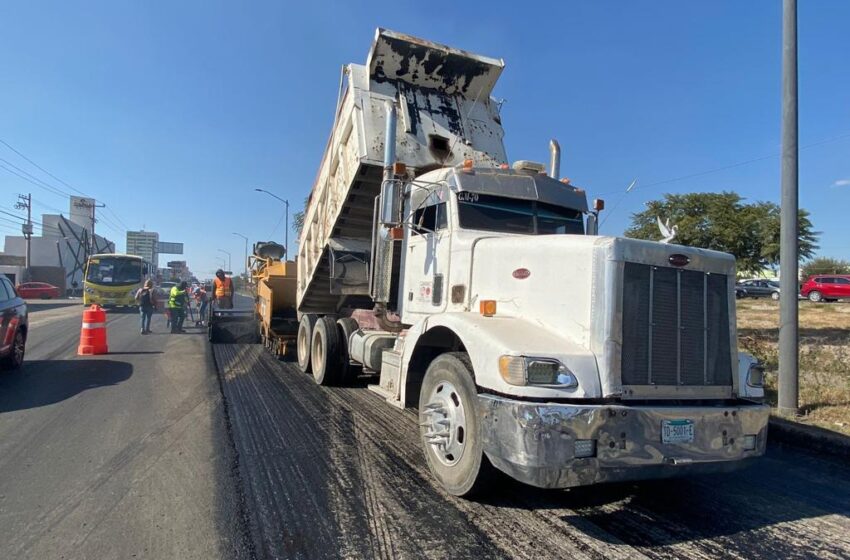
[{"x1": 549, "y1": 139, "x2": 561, "y2": 179}]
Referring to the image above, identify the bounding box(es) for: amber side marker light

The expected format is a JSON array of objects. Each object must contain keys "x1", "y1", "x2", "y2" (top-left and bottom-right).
[{"x1": 480, "y1": 300, "x2": 497, "y2": 317}]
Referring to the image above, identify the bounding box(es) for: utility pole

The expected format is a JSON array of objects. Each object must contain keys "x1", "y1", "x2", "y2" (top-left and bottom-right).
[
  {"x1": 15, "y1": 194, "x2": 33, "y2": 282},
  {"x1": 778, "y1": 0, "x2": 799, "y2": 416},
  {"x1": 74, "y1": 198, "x2": 106, "y2": 255}
]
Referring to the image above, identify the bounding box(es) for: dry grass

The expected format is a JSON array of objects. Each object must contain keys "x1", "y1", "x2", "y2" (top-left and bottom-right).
[{"x1": 737, "y1": 299, "x2": 850, "y2": 435}]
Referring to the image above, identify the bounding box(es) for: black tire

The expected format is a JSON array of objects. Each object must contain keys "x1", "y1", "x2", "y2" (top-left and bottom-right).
[
  {"x1": 808, "y1": 290, "x2": 823, "y2": 303},
  {"x1": 336, "y1": 318, "x2": 360, "y2": 384},
  {"x1": 297, "y1": 314, "x2": 318, "y2": 373},
  {"x1": 419, "y1": 352, "x2": 494, "y2": 497},
  {"x1": 0, "y1": 329, "x2": 25, "y2": 370},
  {"x1": 311, "y1": 316, "x2": 341, "y2": 385}
]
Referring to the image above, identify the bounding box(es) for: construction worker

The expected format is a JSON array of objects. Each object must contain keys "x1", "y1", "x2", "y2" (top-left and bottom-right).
[
  {"x1": 193, "y1": 285, "x2": 209, "y2": 326},
  {"x1": 212, "y1": 269, "x2": 234, "y2": 309},
  {"x1": 134, "y1": 279, "x2": 158, "y2": 334},
  {"x1": 168, "y1": 281, "x2": 189, "y2": 333}
]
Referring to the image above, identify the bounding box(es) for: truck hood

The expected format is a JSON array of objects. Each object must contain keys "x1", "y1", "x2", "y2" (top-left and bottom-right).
[{"x1": 469, "y1": 235, "x2": 737, "y2": 396}]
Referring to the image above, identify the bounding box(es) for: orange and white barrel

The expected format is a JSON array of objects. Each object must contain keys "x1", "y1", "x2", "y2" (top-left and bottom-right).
[{"x1": 78, "y1": 304, "x2": 108, "y2": 355}]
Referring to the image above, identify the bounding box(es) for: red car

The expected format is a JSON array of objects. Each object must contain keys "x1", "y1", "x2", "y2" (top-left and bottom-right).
[
  {"x1": 800, "y1": 275, "x2": 850, "y2": 302},
  {"x1": 16, "y1": 282, "x2": 62, "y2": 299}
]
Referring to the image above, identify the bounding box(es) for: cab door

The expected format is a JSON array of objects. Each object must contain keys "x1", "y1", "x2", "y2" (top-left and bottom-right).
[{"x1": 401, "y1": 196, "x2": 451, "y2": 321}]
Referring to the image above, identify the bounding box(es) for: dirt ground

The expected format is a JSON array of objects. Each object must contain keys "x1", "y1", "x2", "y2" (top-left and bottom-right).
[{"x1": 737, "y1": 298, "x2": 850, "y2": 435}]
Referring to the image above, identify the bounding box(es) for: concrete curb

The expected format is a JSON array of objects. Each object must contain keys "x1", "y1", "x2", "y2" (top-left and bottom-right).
[{"x1": 768, "y1": 415, "x2": 850, "y2": 460}]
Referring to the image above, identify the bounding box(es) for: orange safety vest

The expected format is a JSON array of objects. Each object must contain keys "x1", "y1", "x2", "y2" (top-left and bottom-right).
[{"x1": 214, "y1": 277, "x2": 233, "y2": 298}]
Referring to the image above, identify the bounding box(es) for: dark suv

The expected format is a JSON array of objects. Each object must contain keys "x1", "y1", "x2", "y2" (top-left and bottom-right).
[
  {"x1": 800, "y1": 275, "x2": 850, "y2": 302},
  {"x1": 737, "y1": 279, "x2": 781, "y2": 300},
  {"x1": 0, "y1": 275, "x2": 28, "y2": 370}
]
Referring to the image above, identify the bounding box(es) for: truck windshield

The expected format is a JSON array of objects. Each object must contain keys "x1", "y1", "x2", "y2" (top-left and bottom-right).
[
  {"x1": 457, "y1": 193, "x2": 584, "y2": 235},
  {"x1": 86, "y1": 257, "x2": 143, "y2": 286}
]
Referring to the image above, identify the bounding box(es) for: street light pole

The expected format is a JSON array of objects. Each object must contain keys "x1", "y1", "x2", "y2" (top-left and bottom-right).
[
  {"x1": 232, "y1": 232, "x2": 249, "y2": 280},
  {"x1": 218, "y1": 249, "x2": 231, "y2": 274},
  {"x1": 254, "y1": 189, "x2": 290, "y2": 259}
]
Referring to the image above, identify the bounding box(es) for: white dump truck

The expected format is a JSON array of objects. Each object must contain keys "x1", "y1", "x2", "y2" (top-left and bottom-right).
[{"x1": 296, "y1": 29, "x2": 769, "y2": 496}]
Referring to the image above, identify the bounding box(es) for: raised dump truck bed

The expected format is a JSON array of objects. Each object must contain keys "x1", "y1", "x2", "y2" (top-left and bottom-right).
[{"x1": 297, "y1": 29, "x2": 508, "y2": 315}]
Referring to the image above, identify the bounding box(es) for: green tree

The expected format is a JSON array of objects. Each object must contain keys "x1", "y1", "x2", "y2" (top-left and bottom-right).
[
  {"x1": 624, "y1": 192, "x2": 819, "y2": 275},
  {"x1": 800, "y1": 257, "x2": 850, "y2": 278}
]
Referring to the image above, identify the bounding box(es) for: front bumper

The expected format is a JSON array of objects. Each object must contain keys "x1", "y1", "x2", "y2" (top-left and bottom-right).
[{"x1": 478, "y1": 395, "x2": 769, "y2": 489}]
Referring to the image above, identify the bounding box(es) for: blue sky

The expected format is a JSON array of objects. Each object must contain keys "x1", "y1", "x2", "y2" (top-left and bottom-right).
[{"x1": 1, "y1": 1, "x2": 849, "y2": 277}]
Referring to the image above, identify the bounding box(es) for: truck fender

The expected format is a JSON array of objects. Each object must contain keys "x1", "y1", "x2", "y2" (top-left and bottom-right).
[
  {"x1": 399, "y1": 313, "x2": 602, "y2": 407},
  {"x1": 737, "y1": 351, "x2": 765, "y2": 400}
]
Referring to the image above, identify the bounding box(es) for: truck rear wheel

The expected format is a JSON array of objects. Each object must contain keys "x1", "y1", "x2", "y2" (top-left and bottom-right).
[
  {"x1": 336, "y1": 318, "x2": 360, "y2": 384},
  {"x1": 311, "y1": 316, "x2": 341, "y2": 385},
  {"x1": 419, "y1": 352, "x2": 493, "y2": 497},
  {"x1": 297, "y1": 314, "x2": 318, "y2": 373}
]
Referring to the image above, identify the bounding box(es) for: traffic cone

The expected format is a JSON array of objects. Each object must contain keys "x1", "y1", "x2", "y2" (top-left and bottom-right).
[{"x1": 78, "y1": 304, "x2": 109, "y2": 355}]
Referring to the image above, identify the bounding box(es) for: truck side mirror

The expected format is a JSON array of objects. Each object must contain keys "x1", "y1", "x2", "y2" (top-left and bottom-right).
[
  {"x1": 379, "y1": 180, "x2": 402, "y2": 227},
  {"x1": 586, "y1": 213, "x2": 599, "y2": 236}
]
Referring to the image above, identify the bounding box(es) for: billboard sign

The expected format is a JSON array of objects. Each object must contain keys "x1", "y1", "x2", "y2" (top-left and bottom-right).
[{"x1": 157, "y1": 241, "x2": 184, "y2": 254}]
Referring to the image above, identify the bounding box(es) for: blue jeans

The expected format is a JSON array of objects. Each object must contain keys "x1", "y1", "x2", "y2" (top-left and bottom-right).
[
  {"x1": 139, "y1": 307, "x2": 153, "y2": 332},
  {"x1": 199, "y1": 300, "x2": 208, "y2": 323}
]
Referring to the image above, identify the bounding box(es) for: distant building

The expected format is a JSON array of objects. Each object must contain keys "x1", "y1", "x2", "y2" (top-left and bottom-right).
[
  {"x1": 126, "y1": 230, "x2": 159, "y2": 269},
  {"x1": 3, "y1": 212, "x2": 114, "y2": 291}
]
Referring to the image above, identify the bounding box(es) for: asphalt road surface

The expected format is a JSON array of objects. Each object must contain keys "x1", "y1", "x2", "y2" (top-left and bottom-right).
[
  {"x1": 0, "y1": 299, "x2": 250, "y2": 559},
  {"x1": 3, "y1": 297, "x2": 850, "y2": 559}
]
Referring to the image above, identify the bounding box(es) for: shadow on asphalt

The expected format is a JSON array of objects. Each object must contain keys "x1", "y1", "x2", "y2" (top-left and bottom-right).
[
  {"x1": 25, "y1": 301, "x2": 81, "y2": 313},
  {"x1": 107, "y1": 351, "x2": 164, "y2": 355},
  {"x1": 0, "y1": 359, "x2": 132, "y2": 413},
  {"x1": 476, "y1": 453, "x2": 850, "y2": 547}
]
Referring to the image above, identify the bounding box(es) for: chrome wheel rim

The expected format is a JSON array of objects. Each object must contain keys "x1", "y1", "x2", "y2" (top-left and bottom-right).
[
  {"x1": 422, "y1": 380, "x2": 467, "y2": 466},
  {"x1": 298, "y1": 326, "x2": 309, "y2": 364},
  {"x1": 312, "y1": 335, "x2": 324, "y2": 372}
]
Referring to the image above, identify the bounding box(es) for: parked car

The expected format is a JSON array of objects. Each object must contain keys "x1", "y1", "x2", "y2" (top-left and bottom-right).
[
  {"x1": 737, "y1": 279, "x2": 781, "y2": 300},
  {"x1": 0, "y1": 276, "x2": 27, "y2": 370},
  {"x1": 800, "y1": 275, "x2": 850, "y2": 302},
  {"x1": 16, "y1": 282, "x2": 62, "y2": 299}
]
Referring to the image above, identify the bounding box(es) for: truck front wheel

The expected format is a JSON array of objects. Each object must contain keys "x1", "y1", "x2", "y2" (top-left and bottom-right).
[
  {"x1": 419, "y1": 352, "x2": 493, "y2": 497},
  {"x1": 297, "y1": 314, "x2": 318, "y2": 373}
]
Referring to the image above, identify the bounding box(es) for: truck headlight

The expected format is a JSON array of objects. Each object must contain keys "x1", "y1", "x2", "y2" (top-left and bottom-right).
[
  {"x1": 747, "y1": 363, "x2": 765, "y2": 388},
  {"x1": 498, "y1": 356, "x2": 578, "y2": 388}
]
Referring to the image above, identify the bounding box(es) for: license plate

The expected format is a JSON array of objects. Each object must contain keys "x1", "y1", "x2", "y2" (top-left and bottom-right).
[{"x1": 661, "y1": 419, "x2": 695, "y2": 444}]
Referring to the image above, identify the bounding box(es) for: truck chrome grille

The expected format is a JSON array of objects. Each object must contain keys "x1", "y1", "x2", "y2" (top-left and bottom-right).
[{"x1": 621, "y1": 262, "x2": 732, "y2": 387}]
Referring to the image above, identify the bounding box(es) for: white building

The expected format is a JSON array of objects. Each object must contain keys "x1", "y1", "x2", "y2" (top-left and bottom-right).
[
  {"x1": 126, "y1": 230, "x2": 159, "y2": 268},
  {"x1": 3, "y1": 212, "x2": 114, "y2": 290}
]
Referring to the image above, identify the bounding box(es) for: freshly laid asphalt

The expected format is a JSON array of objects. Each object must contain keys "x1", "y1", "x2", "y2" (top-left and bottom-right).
[{"x1": 2, "y1": 297, "x2": 849, "y2": 559}]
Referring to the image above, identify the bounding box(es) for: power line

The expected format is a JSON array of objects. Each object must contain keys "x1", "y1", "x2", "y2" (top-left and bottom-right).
[
  {"x1": 0, "y1": 139, "x2": 133, "y2": 236},
  {"x1": 0, "y1": 139, "x2": 89, "y2": 197},
  {"x1": 596, "y1": 131, "x2": 850, "y2": 197},
  {"x1": 104, "y1": 206, "x2": 130, "y2": 231},
  {"x1": 0, "y1": 159, "x2": 70, "y2": 198}
]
